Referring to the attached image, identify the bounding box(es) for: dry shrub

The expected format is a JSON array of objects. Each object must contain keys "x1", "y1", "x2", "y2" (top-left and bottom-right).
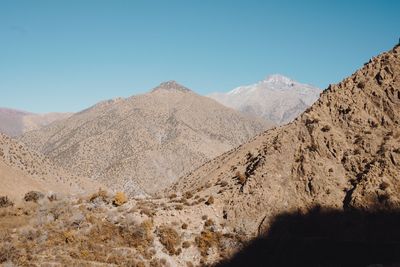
[
  {"x1": 321, "y1": 125, "x2": 331, "y2": 132},
  {"x1": 181, "y1": 223, "x2": 188, "y2": 230},
  {"x1": 113, "y1": 192, "x2": 128, "y2": 206},
  {"x1": 220, "y1": 181, "x2": 228, "y2": 187},
  {"x1": 182, "y1": 241, "x2": 191, "y2": 249},
  {"x1": 0, "y1": 196, "x2": 13, "y2": 208},
  {"x1": 169, "y1": 193, "x2": 177, "y2": 199},
  {"x1": 195, "y1": 230, "x2": 221, "y2": 257},
  {"x1": 157, "y1": 226, "x2": 181, "y2": 255},
  {"x1": 380, "y1": 181, "x2": 390, "y2": 190},
  {"x1": 183, "y1": 191, "x2": 193, "y2": 199},
  {"x1": 47, "y1": 192, "x2": 58, "y2": 202},
  {"x1": 204, "y1": 219, "x2": 214, "y2": 228},
  {"x1": 197, "y1": 197, "x2": 206, "y2": 203},
  {"x1": 24, "y1": 191, "x2": 44, "y2": 202},
  {"x1": 63, "y1": 230, "x2": 76, "y2": 243},
  {"x1": 140, "y1": 206, "x2": 156, "y2": 217},
  {"x1": 236, "y1": 171, "x2": 246, "y2": 185},
  {"x1": 0, "y1": 241, "x2": 18, "y2": 264},
  {"x1": 89, "y1": 188, "x2": 109, "y2": 203},
  {"x1": 124, "y1": 220, "x2": 154, "y2": 254},
  {"x1": 205, "y1": 196, "x2": 214, "y2": 205},
  {"x1": 150, "y1": 258, "x2": 166, "y2": 267}
]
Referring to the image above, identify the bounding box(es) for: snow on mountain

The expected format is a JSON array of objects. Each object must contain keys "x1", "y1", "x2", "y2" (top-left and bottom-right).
[{"x1": 208, "y1": 74, "x2": 321, "y2": 125}]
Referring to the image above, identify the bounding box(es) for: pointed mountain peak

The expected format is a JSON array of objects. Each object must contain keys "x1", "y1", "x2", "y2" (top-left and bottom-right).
[
  {"x1": 264, "y1": 74, "x2": 295, "y2": 85},
  {"x1": 151, "y1": 80, "x2": 191, "y2": 93}
]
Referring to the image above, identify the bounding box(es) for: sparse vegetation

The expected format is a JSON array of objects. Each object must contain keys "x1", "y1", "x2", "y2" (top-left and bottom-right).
[
  {"x1": 236, "y1": 171, "x2": 247, "y2": 185},
  {"x1": 204, "y1": 219, "x2": 214, "y2": 227},
  {"x1": 113, "y1": 192, "x2": 127, "y2": 206},
  {"x1": 205, "y1": 196, "x2": 214, "y2": 205},
  {"x1": 0, "y1": 196, "x2": 13, "y2": 208},
  {"x1": 157, "y1": 226, "x2": 181, "y2": 255},
  {"x1": 380, "y1": 181, "x2": 390, "y2": 190},
  {"x1": 182, "y1": 241, "x2": 191, "y2": 249},
  {"x1": 89, "y1": 188, "x2": 109, "y2": 203},
  {"x1": 220, "y1": 181, "x2": 228, "y2": 187},
  {"x1": 24, "y1": 191, "x2": 44, "y2": 202},
  {"x1": 183, "y1": 191, "x2": 193, "y2": 199},
  {"x1": 321, "y1": 125, "x2": 331, "y2": 132},
  {"x1": 195, "y1": 230, "x2": 221, "y2": 257}
]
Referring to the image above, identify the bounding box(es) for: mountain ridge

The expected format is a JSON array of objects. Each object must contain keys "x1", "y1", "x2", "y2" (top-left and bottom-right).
[
  {"x1": 0, "y1": 107, "x2": 72, "y2": 137},
  {"x1": 169, "y1": 45, "x2": 400, "y2": 235},
  {"x1": 20, "y1": 82, "x2": 273, "y2": 196},
  {"x1": 0, "y1": 132, "x2": 98, "y2": 201},
  {"x1": 1, "y1": 46, "x2": 399, "y2": 267},
  {"x1": 208, "y1": 74, "x2": 321, "y2": 125}
]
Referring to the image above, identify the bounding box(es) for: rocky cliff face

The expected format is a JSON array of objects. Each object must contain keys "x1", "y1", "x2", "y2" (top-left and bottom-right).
[
  {"x1": 20, "y1": 82, "x2": 272, "y2": 196},
  {"x1": 170, "y1": 45, "x2": 400, "y2": 235}
]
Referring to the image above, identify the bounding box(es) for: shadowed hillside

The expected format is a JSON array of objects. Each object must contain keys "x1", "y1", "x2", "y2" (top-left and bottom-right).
[{"x1": 215, "y1": 207, "x2": 400, "y2": 267}]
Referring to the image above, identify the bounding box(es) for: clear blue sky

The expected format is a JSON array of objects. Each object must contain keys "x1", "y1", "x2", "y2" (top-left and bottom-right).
[{"x1": 1, "y1": 0, "x2": 399, "y2": 113}]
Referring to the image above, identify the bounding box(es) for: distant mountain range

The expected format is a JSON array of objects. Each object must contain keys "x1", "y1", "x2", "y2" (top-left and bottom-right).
[
  {"x1": 0, "y1": 108, "x2": 72, "y2": 136},
  {"x1": 20, "y1": 81, "x2": 272, "y2": 196},
  {"x1": 208, "y1": 74, "x2": 321, "y2": 125}
]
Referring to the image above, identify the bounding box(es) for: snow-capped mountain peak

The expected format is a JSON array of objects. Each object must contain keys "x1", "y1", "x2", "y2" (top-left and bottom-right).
[
  {"x1": 264, "y1": 74, "x2": 295, "y2": 85},
  {"x1": 208, "y1": 75, "x2": 321, "y2": 125}
]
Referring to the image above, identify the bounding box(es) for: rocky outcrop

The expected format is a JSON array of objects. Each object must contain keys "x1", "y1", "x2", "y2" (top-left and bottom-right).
[{"x1": 169, "y1": 45, "x2": 400, "y2": 235}]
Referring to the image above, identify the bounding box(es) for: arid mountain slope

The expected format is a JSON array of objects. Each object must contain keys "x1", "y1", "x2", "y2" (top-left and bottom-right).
[
  {"x1": 0, "y1": 108, "x2": 72, "y2": 136},
  {"x1": 208, "y1": 74, "x2": 320, "y2": 125},
  {"x1": 169, "y1": 45, "x2": 400, "y2": 235},
  {"x1": 1, "y1": 47, "x2": 399, "y2": 267},
  {"x1": 20, "y1": 81, "x2": 272, "y2": 195},
  {"x1": 0, "y1": 133, "x2": 97, "y2": 201}
]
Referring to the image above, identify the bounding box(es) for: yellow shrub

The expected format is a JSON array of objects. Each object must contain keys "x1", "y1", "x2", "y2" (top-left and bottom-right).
[{"x1": 113, "y1": 192, "x2": 128, "y2": 206}]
